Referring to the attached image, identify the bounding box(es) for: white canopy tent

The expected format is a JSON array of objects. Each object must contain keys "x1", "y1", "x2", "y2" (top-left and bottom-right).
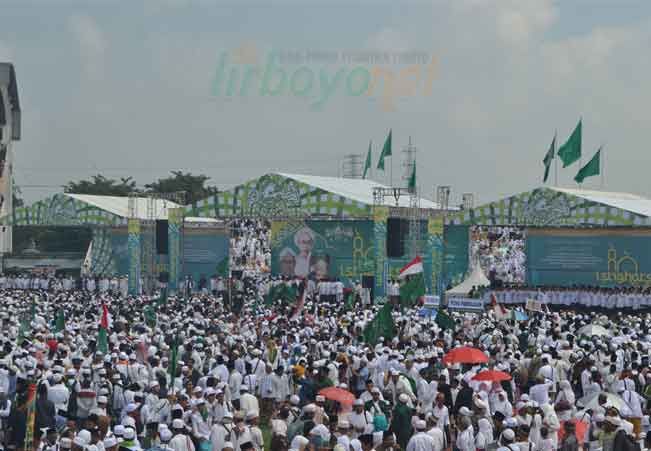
[{"x1": 447, "y1": 264, "x2": 490, "y2": 296}]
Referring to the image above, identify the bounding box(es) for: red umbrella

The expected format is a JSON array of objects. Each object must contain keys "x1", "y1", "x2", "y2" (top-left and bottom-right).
[
  {"x1": 318, "y1": 387, "x2": 355, "y2": 406},
  {"x1": 442, "y1": 346, "x2": 489, "y2": 365},
  {"x1": 472, "y1": 370, "x2": 511, "y2": 382}
]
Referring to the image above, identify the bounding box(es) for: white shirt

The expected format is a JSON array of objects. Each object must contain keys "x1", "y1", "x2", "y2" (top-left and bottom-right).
[{"x1": 406, "y1": 431, "x2": 436, "y2": 451}]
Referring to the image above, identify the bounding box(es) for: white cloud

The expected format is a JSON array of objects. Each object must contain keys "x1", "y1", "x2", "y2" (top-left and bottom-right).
[{"x1": 68, "y1": 13, "x2": 107, "y2": 79}]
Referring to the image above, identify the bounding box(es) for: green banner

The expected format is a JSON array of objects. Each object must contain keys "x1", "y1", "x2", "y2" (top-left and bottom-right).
[
  {"x1": 127, "y1": 218, "x2": 141, "y2": 295},
  {"x1": 527, "y1": 229, "x2": 651, "y2": 287},
  {"x1": 270, "y1": 220, "x2": 374, "y2": 287},
  {"x1": 167, "y1": 208, "x2": 183, "y2": 291},
  {"x1": 443, "y1": 225, "x2": 469, "y2": 287}
]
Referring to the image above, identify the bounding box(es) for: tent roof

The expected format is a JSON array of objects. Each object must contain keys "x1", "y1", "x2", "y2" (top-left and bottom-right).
[
  {"x1": 549, "y1": 187, "x2": 651, "y2": 218},
  {"x1": 447, "y1": 264, "x2": 490, "y2": 296},
  {"x1": 277, "y1": 172, "x2": 440, "y2": 209},
  {"x1": 64, "y1": 193, "x2": 182, "y2": 220}
]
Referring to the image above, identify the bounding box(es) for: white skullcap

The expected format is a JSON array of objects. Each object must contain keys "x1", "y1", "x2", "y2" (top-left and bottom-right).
[{"x1": 502, "y1": 429, "x2": 515, "y2": 441}]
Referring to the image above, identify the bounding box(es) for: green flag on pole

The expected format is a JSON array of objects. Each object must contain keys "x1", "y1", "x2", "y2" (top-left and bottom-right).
[
  {"x1": 363, "y1": 141, "x2": 372, "y2": 179},
  {"x1": 399, "y1": 274, "x2": 425, "y2": 311},
  {"x1": 363, "y1": 302, "x2": 396, "y2": 346},
  {"x1": 543, "y1": 135, "x2": 556, "y2": 183},
  {"x1": 344, "y1": 291, "x2": 356, "y2": 311},
  {"x1": 408, "y1": 164, "x2": 416, "y2": 192},
  {"x1": 30, "y1": 296, "x2": 36, "y2": 322},
  {"x1": 97, "y1": 304, "x2": 109, "y2": 355},
  {"x1": 557, "y1": 120, "x2": 582, "y2": 168},
  {"x1": 216, "y1": 258, "x2": 229, "y2": 278},
  {"x1": 574, "y1": 148, "x2": 601, "y2": 184},
  {"x1": 144, "y1": 305, "x2": 157, "y2": 328},
  {"x1": 377, "y1": 129, "x2": 392, "y2": 170},
  {"x1": 435, "y1": 308, "x2": 455, "y2": 330},
  {"x1": 55, "y1": 309, "x2": 65, "y2": 333},
  {"x1": 168, "y1": 334, "x2": 179, "y2": 380}
]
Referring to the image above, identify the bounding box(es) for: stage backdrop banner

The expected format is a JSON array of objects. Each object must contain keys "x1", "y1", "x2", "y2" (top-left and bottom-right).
[
  {"x1": 270, "y1": 220, "x2": 375, "y2": 287},
  {"x1": 444, "y1": 225, "x2": 470, "y2": 287},
  {"x1": 526, "y1": 228, "x2": 651, "y2": 287},
  {"x1": 127, "y1": 219, "x2": 141, "y2": 295},
  {"x1": 182, "y1": 229, "x2": 229, "y2": 282},
  {"x1": 167, "y1": 208, "x2": 183, "y2": 291}
]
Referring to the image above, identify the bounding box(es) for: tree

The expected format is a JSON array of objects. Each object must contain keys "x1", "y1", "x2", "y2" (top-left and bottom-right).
[
  {"x1": 64, "y1": 175, "x2": 138, "y2": 196},
  {"x1": 145, "y1": 171, "x2": 217, "y2": 204}
]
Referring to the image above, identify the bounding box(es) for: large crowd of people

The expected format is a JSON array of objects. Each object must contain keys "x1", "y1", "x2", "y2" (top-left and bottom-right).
[
  {"x1": 0, "y1": 270, "x2": 650, "y2": 451},
  {"x1": 230, "y1": 220, "x2": 271, "y2": 274},
  {"x1": 4, "y1": 221, "x2": 651, "y2": 451},
  {"x1": 471, "y1": 227, "x2": 526, "y2": 286},
  {"x1": 487, "y1": 286, "x2": 651, "y2": 310}
]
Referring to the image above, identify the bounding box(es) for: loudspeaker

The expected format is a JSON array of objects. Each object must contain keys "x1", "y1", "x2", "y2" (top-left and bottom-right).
[
  {"x1": 159, "y1": 271, "x2": 169, "y2": 283},
  {"x1": 231, "y1": 270, "x2": 243, "y2": 279},
  {"x1": 156, "y1": 220, "x2": 169, "y2": 255},
  {"x1": 362, "y1": 275, "x2": 374, "y2": 289},
  {"x1": 386, "y1": 218, "x2": 406, "y2": 258}
]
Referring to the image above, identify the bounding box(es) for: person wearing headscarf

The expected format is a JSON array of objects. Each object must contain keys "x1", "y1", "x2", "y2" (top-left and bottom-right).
[
  {"x1": 289, "y1": 435, "x2": 309, "y2": 451},
  {"x1": 540, "y1": 403, "x2": 560, "y2": 449},
  {"x1": 554, "y1": 380, "x2": 575, "y2": 422},
  {"x1": 475, "y1": 418, "x2": 494, "y2": 451},
  {"x1": 456, "y1": 416, "x2": 475, "y2": 451}
]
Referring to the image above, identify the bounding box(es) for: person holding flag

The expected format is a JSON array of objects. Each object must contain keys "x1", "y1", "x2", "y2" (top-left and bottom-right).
[{"x1": 399, "y1": 256, "x2": 426, "y2": 311}]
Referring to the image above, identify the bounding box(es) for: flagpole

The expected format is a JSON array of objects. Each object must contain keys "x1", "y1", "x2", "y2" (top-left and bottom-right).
[
  {"x1": 554, "y1": 130, "x2": 558, "y2": 187},
  {"x1": 601, "y1": 144, "x2": 605, "y2": 190},
  {"x1": 578, "y1": 116, "x2": 583, "y2": 189}
]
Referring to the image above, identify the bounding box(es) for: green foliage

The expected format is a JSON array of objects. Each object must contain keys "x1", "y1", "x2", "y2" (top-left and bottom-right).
[
  {"x1": 64, "y1": 175, "x2": 138, "y2": 196},
  {"x1": 144, "y1": 171, "x2": 217, "y2": 204},
  {"x1": 62, "y1": 171, "x2": 217, "y2": 205}
]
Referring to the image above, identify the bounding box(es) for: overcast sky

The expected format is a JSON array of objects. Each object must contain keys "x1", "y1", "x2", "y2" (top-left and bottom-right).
[{"x1": 2, "y1": 0, "x2": 650, "y2": 206}]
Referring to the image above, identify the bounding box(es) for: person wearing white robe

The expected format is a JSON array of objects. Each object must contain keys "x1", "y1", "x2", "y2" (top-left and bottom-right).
[
  {"x1": 425, "y1": 416, "x2": 445, "y2": 451},
  {"x1": 169, "y1": 419, "x2": 196, "y2": 451},
  {"x1": 239, "y1": 386, "x2": 259, "y2": 417},
  {"x1": 456, "y1": 417, "x2": 475, "y2": 451},
  {"x1": 475, "y1": 418, "x2": 494, "y2": 451},
  {"x1": 491, "y1": 391, "x2": 513, "y2": 419},
  {"x1": 540, "y1": 403, "x2": 560, "y2": 449},
  {"x1": 554, "y1": 381, "x2": 575, "y2": 422},
  {"x1": 209, "y1": 414, "x2": 233, "y2": 451},
  {"x1": 406, "y1": 420, "x2": 436, "y2": 451}
]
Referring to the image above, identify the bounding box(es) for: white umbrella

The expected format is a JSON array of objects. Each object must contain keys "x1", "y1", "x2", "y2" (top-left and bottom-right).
[
  {"x1": 577, "y1": 392, "x2": 630, "y2": 415},
  {"x1": 577, "y1": 324, "x2": 611, "y2": 337}
]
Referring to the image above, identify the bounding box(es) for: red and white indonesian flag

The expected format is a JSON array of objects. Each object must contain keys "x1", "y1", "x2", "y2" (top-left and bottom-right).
[
  {"x1": 399, "y1": 256, "x2": 423, "y2": 279},
  {"x1": 100, "y1": 303, "x2": 113, "y2": 329},
  {"x1": 490, "y1": 294, "x2": 511, "y2": 321}
]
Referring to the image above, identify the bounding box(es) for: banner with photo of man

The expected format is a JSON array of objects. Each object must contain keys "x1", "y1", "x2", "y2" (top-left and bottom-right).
[{"x1": 270, "y1": 220, "x2": 375, "y2": 286}]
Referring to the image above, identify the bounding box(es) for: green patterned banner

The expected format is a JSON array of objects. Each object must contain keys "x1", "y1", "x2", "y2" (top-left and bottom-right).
[
  {"x1": 428, "y1": 218, "x2": 444, "y2": 295},
  {"x1": 128, "y1": 218, "x2": 141, "y2": 295},
  {"x1": 444, "y1": 225, "x2": 470, "y2": 287},
  {"x1": 185, "y1": 173, "x2": 372, "y2": 218},
  {"x1": 167, "y1": 208, "x2": 183, "y2": 292},
  {"x1": 447, "y1": 187, "x2": 649, "y2": 227}
]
